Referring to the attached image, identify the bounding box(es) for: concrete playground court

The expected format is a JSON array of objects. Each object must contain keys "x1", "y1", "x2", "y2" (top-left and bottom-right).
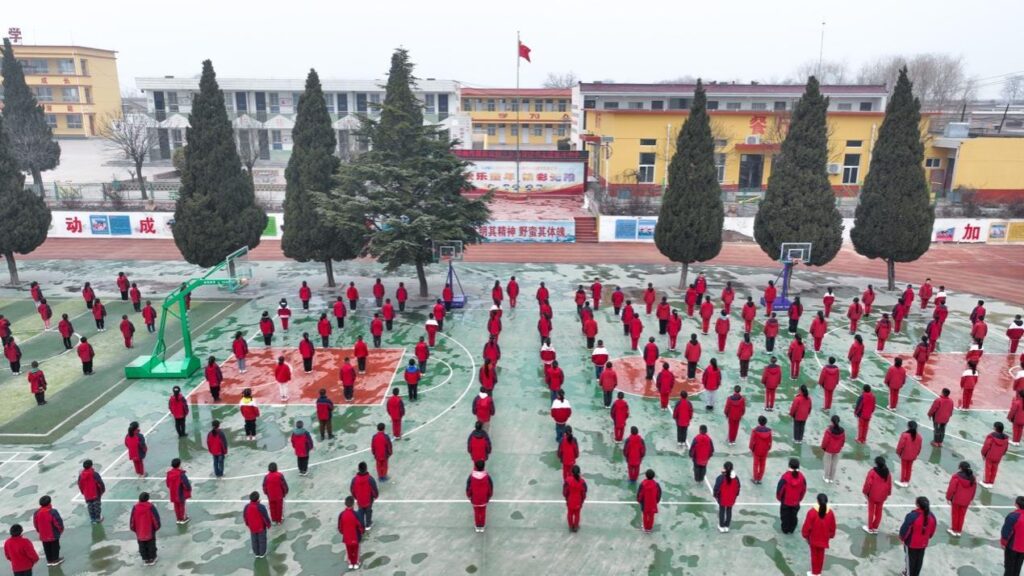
[{"x1": 0, "y1": 252, "x2": 1021, "y2": 575}]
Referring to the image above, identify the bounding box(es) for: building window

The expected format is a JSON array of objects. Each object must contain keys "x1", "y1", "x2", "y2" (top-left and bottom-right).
[
  {"x1": 424, "y1": 93, "x2": 436, "y2": 115},
  {"x1": 485, "y1": 99, "x2": 495, "y2": 112},
  {"x1": 269, "y1": 93, "x2": 280, "y2": 113},
  {"x1": 544, "y1": 99, "x2": 554, "y2": 112},
  {"x1": 583, "y1": 99, "x2": 596, "y2": 109},
  {"x1": 352, "y1": 93, "x2": 366, "y2": 113},
  {"x1": 84, "y1": 87, "x2": 92, "y2": 104},
  {"x1": 487, "y1": 125, "x2": 497, "y2": 136},
  {"x1": 171, "y1": 129, "x2": 184, "y2": 148},
  {"x1": 337, "y1": 93, "x2": 348, "y2": 116},
  {"x1": 557, "y1": 100, "x2": 567, "y2": 112},
  {"x1": 56, "y1": 59, "x2": 75, "y2": 74},
  {"x1": 715, "y1": 139, "x2": 727, "y2": 148},
  {"x1": 511, "y1": 124, "x2": 519, "y2": 136},
  {"x1": 438, "y1": 94, "x2": 449, "y2": 117},
  {"x1": 20, "y1": 59, "x2": 48, "y2": 74},
  {"x1": 44, "y1": 114, "x2": 57, "y2": 128},
  {"x1": 167, "y1": 92, "x2": 178, "y2": 112},
  {"x1": 602, "y1": 101, "x2": 619, "y2": 110},
  {"x1": 33, "y1": 86, "x2": 53, "y2": 102},
  {"x1": 837, "y1": 103, "x2": 852, "y2": 111},
  {"x1": 628, "y1": 102, "x2": 644, "y2": 110},
  {"x1": 668, "y1": 98, "x2": 688, "y2": 110},
  {"x1": 707, "y1": 100, "x2": 719, "y2": 110},
  {"x1": 859, "y1": 102, "x2": 873, "y2": 111},
  {"x1": 531, "y1": 125, "x2": 543, "y2": 136},
  {"x1": 751, "y1": 102, "x2": 767, "y2": 111},
  {"x1": 638, "y1": 152, "x2": 656, "y2": 183},
  {"x1": 715, "y1": 153, "x2": 726, "y2": 183},
  {"x1": 842, "y1": 153, "x2": 860, "y2": 184},
  {"x1": 774, "y1": 101, "x2": 787, "y2": 111},
  {"x1": 235, "y1": 92, "x2": 248, "y2": 112},
  {"x1": 639, "y1": 138, "x2": 657, "y2": 146},
  {"x1": 726, "y1": 102, "x2": 741, "y2": 110},
  {"x1": 534, "y1": 100, "x2": 543, "y2": 112},
  {"x1": 557, "y1": 125, "x2": 567, "y2": 137},
  {"x1": 651, "y1": 100, "x2": 664, "y2": 110},
  {"x1": 80, "y1": 59, "x2": 89, "y2": 76},
  {"x1": 271, "y1": 130, "x2": 283, "y2": 150},
  {"x1": 846, "y1": 140, "x2": 863, "y2": 148},
  {"x1": 925, "y1": 158, "x2": 942, "y2": 168},
  {"x1": 473, "y1": 124, "x2": 486, "y2": 134},
  {"x1": 66, "y1": 114, "x2": 83, "y2": 129},
  {"x1": 322, "y1": 94, "x2": 334, "y2": 114},
  {"x1": 61, "y1": 87, "x2": 79, "y2": 102},
  {"x1": 369, "y1": 93, "x2": 381, "y2": 114}
]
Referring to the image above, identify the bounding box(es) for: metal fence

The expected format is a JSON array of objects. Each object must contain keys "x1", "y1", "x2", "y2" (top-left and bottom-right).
[{"x1": 33, "y1": 180, "x2": 287, "y2": 211}]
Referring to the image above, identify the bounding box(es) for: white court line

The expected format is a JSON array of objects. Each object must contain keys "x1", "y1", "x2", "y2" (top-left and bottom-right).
[
  {"x1": 0, "y1": 302, "x2": 240, "y2": 439},
  {"x1": 0, "y1": 452, "x2": 50, "y2": 492}
]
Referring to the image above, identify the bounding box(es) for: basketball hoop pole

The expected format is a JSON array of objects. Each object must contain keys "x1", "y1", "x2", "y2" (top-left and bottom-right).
[{"x1": 776, "y1": 259, "x2": 796, "y2": 311}]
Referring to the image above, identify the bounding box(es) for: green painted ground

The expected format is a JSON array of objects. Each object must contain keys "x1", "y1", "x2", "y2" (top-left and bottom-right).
[{"x1": 0, "y1": 258, "x2": 1019, "y2": 575}]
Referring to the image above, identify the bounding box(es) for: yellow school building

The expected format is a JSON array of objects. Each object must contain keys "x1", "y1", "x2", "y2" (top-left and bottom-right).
[
  {"x1": 0, "y1": 44, "x2": 121, "y2": 138},
  {"x1": 461, "y1": 88, "x2": 573, "y2": 150}
]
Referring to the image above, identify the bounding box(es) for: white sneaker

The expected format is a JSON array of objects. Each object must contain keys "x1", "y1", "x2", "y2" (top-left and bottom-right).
[
  {"x1": 862, "y1": 525, "x2": 872, "y2": 534},
  {"x1": 947, "y1": 528, "x2": 958, "y2": 537},
  {"x1": 980, "y1": 482, "x2": 993, "y2": 489}
]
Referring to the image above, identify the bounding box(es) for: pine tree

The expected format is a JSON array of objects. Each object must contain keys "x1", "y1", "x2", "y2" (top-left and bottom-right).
[
  {"x1": 851, "y1": 67, "x2": 934, "y2": 289},
  {"x1": 0, "y1": 112, "x2": 51, "y2": 284},
  {"x1": 654, "y1": 79, "x2": 724, "y2": 288},
  {"x1": 1, "y1": 38, "x2": 61, "y2": 191},
  {"x1": 282, "y1": 69, "x2": 360, "y2": 287},
  {"x1": 754, "y1": 76, "x2": 843, "y2": 266},
  {"x1": 172, "y1": 60, "x2": 266, "y2": 268},
  {"x1": 324, "y1": 49, "x2": 490, "y2": 296}
]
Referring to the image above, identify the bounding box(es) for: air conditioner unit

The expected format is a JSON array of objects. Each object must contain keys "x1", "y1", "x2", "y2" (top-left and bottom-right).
[
  {"x1": 826, "y1": 163, "x2": 842, "y2": 174},
  {"x1": 745, "y1": 135, "x2": 761, "y2": 145}
]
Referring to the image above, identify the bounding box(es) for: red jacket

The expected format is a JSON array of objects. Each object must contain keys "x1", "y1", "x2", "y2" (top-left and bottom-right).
[
  {"x1": 599, "y1": 368, "x2": 618, "y2": 392},
  {"x1": 802, "y1": 508, "x2": 837, "y2": 549},
  {"x1": 764, "y1": 318, "x2": 779, "y2": 337},
  {"x1": 340, "y1": 363, "x2": 357, "y2": 387},
  {"x1": 317, "y1": 318, "x2": 332, "y2": 337},
  {"x1": 656, "y1": 302, "x2": 671, "y2": 320},
  {"x1": 787, "y1": 302, "x2": 803, "y2": 321},
  {"x1": 316, "y1": 396, "x2": 335, "y2": 421},
  {"x1": 142, "y1": 305, "x2": 157, "y2": 324},
  {"x1": 787, "y1": 340, "x2": 805, "y2": 363},
  {"x1": 3, "y1": 535, "x2": 39, "y2": 572},
  {"x1": 233, "y1": 338, "x2": 249, "y2": 359},
  {"x1": 847, "y1": 302, "x2": 864, "y2": 321},
  {"x1": 479, "y1": 366, "x2": 496, "y2": 390},
  {"x1": 928, "y1": 396, "x2": 954, "y2": 424},
  {"x1": 1009, "y1": 397, "x2": 1024, "y2": 426},
  {"x1": 299, "y1": 338, "x2": 315, "y2": 359},
  {"x1": 611, "y1": 398, "x2": 630, "y2": 427},
  {"x1": 761, "y1": 365, "x2": 782, "y2": 390},
  {"x1": 714, "y1": 317, "x2": 730, "y2": 336},
  {"x1": 749, "y1": 425, "x2": 773, "y2": 457},
  {"x1": 673, "y1": 398, "x2": 693, "y2": 426},
  {"x1": 699, "y1": 301, "x2": 714, "y2": 322},
  {"x1": 32, "y1": 505, "x2": 64, "y2": 542},
  {"x1": 713, "y1": 473, "x2": 741, "y2": 507},
  {"x1": 688, "y1": 433, "x2": 715, "y2": 465},
  {"x1": 240, "y1": 403, "x2": 260, "y2": 421},
  {"x1": 764, "y1": 285, "x2": 777, "y2": 303},
  {"x1": 656, "y1": 369, "x2": 675, "y2": 395},
  {"x1": 338, "y1": 508, "x2": 364, "y2": 544},
  {"x1": 58, "y1": 318, "x2": 74, "y2": 337},
  {"x1": 333, "y1": 300, "x2": 347, "y2": 318},
  {"x1": 818, "y1": 365, "x2": 840, "y2": 391},
  {"x1": 896, "y1": 431, "x2": 923, "y2": 461},
  {"x1": 130, "y1": 501, "x2": 161, "y2": 541},
  {"x1": 810, "y1": 317, "x2": 827, "y2": 339},
  {"x1": 350, "y1": 472, "x2": 379, "y2": 508},
  {"x1": 685, "y1": 288, "x2": 698, "y2": 307},
  {"x1": 563, "y1": 475, "x2": 588, "y2": 509},
  {"x1": 4, "y1": 341, "x2": 20, "y2": 362},
  {"x1": 611, "y1": 290, "x2": 624, "y2": 308},
  {"x1": 945, "y1": 471, "x2": 977, "y2": 506},
  {"x1": 742, "y1": 303, "x2": 757, "y2": 323},
  {"x1": 629, "y1": 317, "x2": 643, "y2": 339},
  {"x1": 124, "y1": 433, "x2": 147, "y2": 461},
  {"x1": 275, "y1": 363, "x2": 292, "y2": 384},
  {"x1": 259, "y1": 317, "x2": 274, "y2": 335},
  {"x1": 466, "y1": 471, "x2": 493, "y2": 506},
  {"x1": 684, "y1": 341, "x2": 702, "y2": 363},
  {"x1": 206, "y1": 429, "x2": 228, "y2": 456},
  {"x1": 537, "y1": 316, "x2": 552, "y2": 338},
  {"x1": 884, "y1": 366, "x2": 907, "y2": 392},
  {"x1": 166, "y1": 468, "x2": 192, "y2": 503},
  {"x1": 862, "y1": 468, "x2": 893, "y2": 503},
  {"x1": 583, "y1": 318, "x2": 598, "y2": 338},
  {"x1": 116, "y1": 275, "x2": 130, "y2": 292},
  {"x1": 291, "y1": 429, "x2": 314, "y2": 457},
  {"x1": 472, "y1": 395, "x2": 495, "y2": 423},
  {"x1": 737, "y1": 340, "x2": 754, "y2": 361},
  {"x1": 643, "y1": 342, "x2": 659, "y2": 366},
  {"x1": 243, "y1": 501, "x2": 271, "y2": 533},
  {"x1": 724, "y1": 393, "x2": 746, "y2": 422},
  {"x1": 433, "y1": 302, "x2": 446, "y2": 322},
  {"x1": 900, "y1": 508, "x2": 937, "y2": 549},
  {"x1": 205, "y1": 364, "x2": 223, "y2": 387},
  {"x1": 373, "y1": 282, "x2": 385, "y2": 299},
  {"x1": 667, "y1": 314, "x2": 682, "y2": 337},
  {"x1": 876, "y1": 318, "x2": 892, "y2": 340},
  {"x1": 442, "y1": 286, "x2": 454, "y2": 302},
  {"x1": 982, "y1": 432, "x2": 1010, "y2": 463},
  {"x1": 27, "y1": 370, "x2": 46, "y2": 394},
  {"x1": 77, "y1": 468, "x2": 105, "y2": 500},
  {"x1": 789, "y1": 395, "x2": 812, "y2": 421},
  {"x1": 776, "y1": 471, "x2": 807, "y2": 506},
  {"x1": 855, "y1": 390, "x2": 877, "y2": 421},
  {"x1": 370, "y1": 318, "x2": 384, "y2": 337},
  {"x1": 464, "y1": 430, "x2": 490, "y2": 460},
  {"x1": 76, "y1": 342, "x2": 94, "y2": 362},
  {"x1": 702, "y1": 365, "x2": 721, "y2": 391},
  {"x1": 820, "y1": 427, "x2": 846, "y2": 454},
  {"x1": 371, "y1": 431, "x2": 393, "y2": 461},
  {"x1": 300, "y1": 285, "x2": 312, "y2": 301},
  {"x1": 119, "y1": 318, "x2": 135, "y2": 339},
  {"x1": 575, "y1": 290, "x2": 586, "y2": 306},
  {"x1": 558, "y1": 436, "x2": 579, "y2": 466},
  {"x1": 546, "y1": 366, "x2": 565, "y2": 392},
  {"x1": 623, "y1": 434, "x2": 646, "y2": 466},
  {"x1": 643, "y1": 288, "x2": 656, "y2": 306},
  {"x1": 636, "y1": 478, "x2": 662, "y2": 513},
  {"x1": 551, "y1": 400, "x2": 572, "y2": 424},
  {"x1": 129, "y1": 286, "x2": 141, "y2": 303},
  {"x1": 621, "y1": 304, "x2": 634, "y2": 325}
]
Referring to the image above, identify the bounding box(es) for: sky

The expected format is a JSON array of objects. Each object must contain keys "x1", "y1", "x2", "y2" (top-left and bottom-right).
[{"x1": 3, "y1": 0, "x2": 1022, "y2": 97}]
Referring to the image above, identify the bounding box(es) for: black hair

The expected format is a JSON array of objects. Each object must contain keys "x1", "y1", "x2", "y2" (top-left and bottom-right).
[
  {"x1": 571, "y1": 465, "x2": 581, "y2": 480},
  {"x1": 958, "y1": 461, "x2": 976, "y2": 485},
  {"x1": 723, "y1": 461, "x2": 734, "y2": 484},
  {"x1": 916, "y1": 496, "x2": 931, "y2": 533},
  {"x1": 817, "y1": 493, "x2": 828, "y2": 518},
  {"x1": 269, "y1": 462, "x2": 277, "y2": 472},
  {"x1": 873, "y1": 456, "x2": 889, "y2": 480},
  {"x1": 907, "y1": 420, "x2": 918, "y2": 440},
  {"x1": 645, "y1": 469, "x2": 655, "y2": 480},
  {"x1": 250, "y1": 491, "x2": 260, "y2": 502},
  {"x1": 758, "y1": 415, "x2": 767, "y2": 426},
  {"x1": 789, "y1": 458, "x2": 800, "y2": 478},
  {"x1": 39, "y1": 495, "x2": 51, "y2": 506},
  {"x1": 829, "y1": 415, "x2": 842, "y2": 434}
]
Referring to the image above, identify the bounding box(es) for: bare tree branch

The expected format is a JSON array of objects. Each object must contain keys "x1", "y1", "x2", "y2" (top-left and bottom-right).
[
  {"x1": 97, "y1": 111, "x2": 155, "y2": 200},
  {"x1": 542, "y1": 71, "x2": 579, "y2": 89}
]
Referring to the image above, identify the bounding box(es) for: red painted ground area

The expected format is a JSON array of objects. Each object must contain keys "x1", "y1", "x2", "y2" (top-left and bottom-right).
[
  {"x1": 190, "y1": 347, "x2": 405, "y2": 405},
  {"x1": 612, "y1": 356, "x2": 703, "y2": 398},
  {"x1": 880, "y1": 351, "x2": 1019, "y2": 410}
]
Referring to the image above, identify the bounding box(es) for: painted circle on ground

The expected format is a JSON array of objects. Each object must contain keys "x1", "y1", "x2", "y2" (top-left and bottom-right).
[{"x1": 611, "y1": 355, "x2": 703, "y2": 398}]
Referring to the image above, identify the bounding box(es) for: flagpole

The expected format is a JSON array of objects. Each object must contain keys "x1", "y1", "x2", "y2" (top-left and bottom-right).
[{"x1": 516, "y1": 30, "x2": 521, "y2": 194}]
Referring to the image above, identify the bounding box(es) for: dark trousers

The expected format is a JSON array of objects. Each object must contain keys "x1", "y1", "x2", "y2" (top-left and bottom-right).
[
  {"x1": 614, "y1": 306, "x2": 621, "y2": 315},
  {"x1": 147, "y1": 323, "x2": 155, "y2": 333},
  {"x1": 357, "y1": 358, "x2": 366, "y2": 372},
  {"x1": 586, "y1": 337, "x2": 595, "y2": 349},
  {"x1": 86, "y1": 299, "x2": 94, "y2": 309},
  {"x1": 408, "y1": 384, "x2": 418, "y2": 401},
  {"x1": 138, "y1": 538, "x2": 157, "y2": 562},
  {"x1": 373, "y1": 335, "x2": 381, "y2": 347},
  {"x1": 344, "y1": 386, "x2": 354, "y2": 401},
  {"x1": 336, "y1": 317, "x2": 345, "y2": 328},
  {"x1": 788, "y1": 319, "x2": 798, "y2": 333},
  {"x1": 302, "y1": 300, "x2": 310, "y2": 310},
  {"x1": 933, "y1": 421, "x2": 947, "y2": 444},
  {"x1": 319, "y1": 418, "x2": 333, "y2": 440},
  {"x1": 133, "y1": 302, "x2": 141, "y2": 312},
  {"x1": 250, "y1": 530, "x2": 268, "y2": 556},
  {"x1": 1006, "y1": 547, "x2": 1024, "y2": 576},
  {"x1": 35, "y1": 392, "x2": 46, "y2": 405},
  {"x1": 444, "y1": 301, "x2": 452, "y2": 311},
  {"x1": 321, "y1": 336, "x2": 330, "y2": 348},
  {"x1": 418, "y1": 359, "x2": 427, "y2": 373},
  {"x1": 174, "y1": 418, "x2": 186, "y2": 437},
  {"x1": 765, "y1": 336, "x2": 776, "y2": 352},
  {"x1": 349, "y1": 299, "x2": 357, "y2": 310},
  {"x1": 86, "y1": 499, "x2": 102, "y2": 522},
  {"x1": 82, "y1": 361, "x2": 93, "y2": 375},
  {"x1": 398, "y1": 301, "x2": 405, "y2": 312},
  {"x1": 244, "y1": 420, "x2": 257, "y2": 437},
  {"x1": 659, "y1": 319, "x2": 667, "y2": 335},
  {"x1": 210, "y1": 386, "x2": 220, "y2": 402},
  {"x1": 62, "y1": 337, "x2": 72, "y2": 349},
  {"x1": 687, "y1": 361, "x2": 697, "y2": 379},
  {"x1": 120, "y1": 290, "x2": 129, "y2": 300},
  {"x1": 42, "y1": 539, "x2": 61, "y2": 563},
  {"x1": 718, "y1": 506, "x2": 733, "y2": 528},
  {"x1": 263, "y1": 334, "x2": 272, "y2": 346},
  {"x1": 906, "y1": 546, "x2": 927, "y2": 576},
  {"x1": 385, "y1": 319, "x2": 393, "y2": 331},
  {"x1": 739, "y1": 359, "x2": 749, "y2": 378},
  {"x1": 212, "y1": 455, "x2": 225, "y2": 477},
  {"x1": 10, "y1": 360, "x2": 20, "y2": 373},
  {"x1": 375, "y1": 298, "x2": 383, "y2": 308},
  {"x1": 780, "y1": 504, "x2": 800, "y2": 534},
  {"x1": 357, "y1": 506, "x2": 373, "y2": 528},
  {"x1": 693, "y1": 463, "x2": 707, "y2": 482},
  {"x1": 303, "y1": 357, "x2": 313, "y2": 372},
  {"x1": 297, "y1": 456, "x2": 309, "y2": 474},
  {"x1": 437, "y1": 318, "x2": 444, "y2": 331},
  {"x1": 623, "y1": 324, "x2": 630, "y2": 336},
  {"x1": 645, "y1": 365, "x2": 655, "y2": 380},
  {"x1": 95, "y1": 319, "x2": 104, "y2": 330},
  {"x1": 603, "y1": 390, "x2": 613, "y2": 407},
  {"x1": 793, "y1": 420, "x2": 806, "y2": 442},
  {"x1": 676, "y1": 425, "x2": 689, "y2": 444}
]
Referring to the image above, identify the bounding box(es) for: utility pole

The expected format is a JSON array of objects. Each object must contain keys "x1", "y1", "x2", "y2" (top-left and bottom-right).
[{"x1": 817, "y1": 21, "x2": 826, "y2": 78}]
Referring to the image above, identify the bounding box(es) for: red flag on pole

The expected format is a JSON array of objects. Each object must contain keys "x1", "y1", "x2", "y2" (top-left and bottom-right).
[{"x1": 518, "y1": 41, "x2": 531, "y2": 62}]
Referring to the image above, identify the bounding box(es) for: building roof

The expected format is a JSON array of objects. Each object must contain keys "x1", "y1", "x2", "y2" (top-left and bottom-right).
[
  {"x1": 9, "y1": 44, "x2": 117, "y2": 56},
  {"x1": 579, "y1": 82, "x2": 889, "y2": 97},
  {"x1": 136, "y1": 77, "x2": 459, "y2": 93},
  {"x1": 461, "y1": 87, "x2": 570, "y2": 97}
]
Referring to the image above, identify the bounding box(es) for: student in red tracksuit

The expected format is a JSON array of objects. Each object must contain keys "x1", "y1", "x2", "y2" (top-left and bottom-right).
[
  {"x1": 822, "y1": 287, "x2": 835, "y2": 317},
  {"x1": 809, "y1": 311, "x2": 827, "y2": 352},
  {"x1": 2, "y1": 337, "x2": 19, "y2": 375},
  {"x1": 610, "y1": 286, "x2": 624, "y2": 315},
  {"x1": 874, "y1": 313, "x2": 892, "y2": 351},
  {"x1": 960, "y1": 362, "x2": 979, "y2": 409},
  {"x1": 611, "y1": 392, "x2": 630, "y2": 443},
  {"x1": 854, "y1": 385, "x2": 877, "y2": 443},
  {"x1": 277, "y1": 300, "x2": 292, "y2": 332},
  {"x1": 351, "y1": 462, "x2": 379, "y2": 531},
  {"x1": 847, "y1": 297, "x2": 864, "y2": 333},
  {"x1": 643, "y1": 338, "x2": 659, "y2": 381},
  {"x1": 316, "y1": 389, "x2": 336, "y2": 440},
  {"x1": 205, "y1": 356, "x2": 223, "y2": 402},
  {"x1": 165, "y1": 459, "x2": 191, "y2": 525},
  {"x1": 819, "y1": 416, "x2": 845, "y2": 484},
  {"x1": 574, "y1": 286, "x2": 587, "y2": 316},
  {"x1": 629, "y1": 313, "x2": 644, "y2": 351},
  {"x1": 761, "y1": 356, "x2": 782, "y2": 411},
  {"x1": 912, "y1": 336, "x2": 930, "y2": 377},
  {"x1": 684, "y1": 334, "x2": 701, "y2": 380},
  {"x1": 262, "y1": 462, "x2": 289, "y2": 524},
  {"x1": 699, "y1": 296, "x2": 714, "y2": 334},
  {"x1": 299, "y1": 333, "x2": 316, "y2": 373},
  {"x1": 714, "y1": 310, "x2": 730, "y2": 352},
  {"x1": 4, "y1": 524, "x2": 39, "y2": 574},
  {"x1": 505, "y1": 277, "x2": 519, "y2": 308},
  {"x1": 724, "y1": 386, "x2": 746, "y2": 445},
  {"x1": 1001, "y1": 497, "x2": 1024, "y2": 576},
  {"x1": 667, "y1": 310, "x2": 682, "y2": 350},
  {"x1": 467, "y1": 421, "x2": 491, "y2": 464},
  {"x1": 713, "y1": 461, "x2": 741, "y2": 532},
  {"x1": 892, "y1": 297, "x2": 909, "y2": 334},
  {"x1": 28, "y1": 362, "x2": 47, "y2": 406},
  {"x1": 130, "y1": 492, "x2": 161, "y2": 566},
  {"x1": 38, "y1": 298, "x2": 52, "y2": 330},
  {"x1": 372, "y1": 279, "x2": 385, "y2": 308},
  {"x1": 472, "y1": 389, "x2": 495, "y2": 432},
  {"x1": 818, "y1": 357, "x2": 840, "y2": 411},
  {"x1": 339, "y1": 357, "x2": 357, "y2": 402},
  {"x1": 655, "y1": 362, "x2": 674, "y2": 410},
  {"x1": 207, "y1": 420, "x2": 228, "y2": 478},
  {"x1": 290, "y1": 421, "x2": 314, "y2": 475},
  {"x1": 787, "y1": 297, "x2": 803, "y2": 334},
  {"x1": 387, "y1": 388, "x2": 405, "y2": 438},
  {"x1": 895, "y1": 421, "x2": 922, "y2": 487},
  {"x1": 599, "y1": 359, "x2": 617, "y2": 406},
  {"x1": 787, "y1": 335, "x2": 805, "y2": 380},
  {"x1": 370, "y1": 314, "x2": 384, "y2": 348},
  {"x1": 129, "y1": 283, "x2": 142, "y2": 312},
  {"x1": 789, "y1": 386, "x2": 812, "y2": 444},
  {"x1": 981, "y1": 422, "x2": 1010, "y2": 488},
  {"x1": 124, "y1": 421, "x2": 148, "y2": 477},
  {"x1": 749, "y1": 416, "x2": 773, "y2": 484},
  {"x1": 802, "y1": 494, "x2": 837, "y2": 576},
  {"x1": 636, "y1": 469, "x2": 662, "y2": 533},
  {"x1": 331, "y1": 297, "x2": 348, "y2": 330},
  {"x1": 354, "y1": 336, "x2": 369, "y2": 373},
  {"x1": 240, "y1": 390, "x2": 260, "y2": 440},
  {"x1": 563, "y1": 465, "x2": 588, "y2": 532},
  {"x1": 381, "y1": 300, "x2": 396, "y2": 332},
  {"x1": 701, "y1": 359, "x2": 722, "y2": 411},
  {"x1": 590, "y1": 280, "x2": 602, "y2": 309},
  {"x1": 737, "y1": 333, "x2": 754, "y2": 379},
  {"x1": 862, "y1": 285, "x2": 876, "y2": 315},
  {"x1": 684, "y1": 284, "x2": 698, "y2": 317},
  {"x1": 259, "y1": 311, "x2": 274, "y2": 346},
  {"x1": 621, "y1": 300, "x2": 635, "y2": 335},
  {"x1": 81, "y1": 282, "x2": 95, "y2": 309},
  {"x1": 479, "y1": 359, "x2": 496, "y2": 393},
  {"x1": 338, "y1": 496, "x2": 364, "y2": 569},
  {"x1": 1008, "y1": 315, "x2": 1024, "y2": 354},
  {"x1": 689, "y1": 425, "x2": 715, "y2": 482},
  {"x1": 316, "y1": 313, "x2": 332, "y2": 348},
  {"x1": 623, "y1": 426, "x2": 646, "y2": 482},
  {"x1": 558, "y1": 426, "x2": 580, "y2": 479},
  {"x1": 299, "y1": 281, "x2": 313, "y2": 310},
  {"x1": 885, "y1": 357, "x2": 907, "y2": 409},
  {"x1": 848, "y1": 335, "x2": 865, "y2": 380},
  {"x1": 901, "y1": 497, "x2": 937, "y2": 576},
  {"x1": 142, "y1": 301, "x2": 157, "y2": 333},
  {"x1": 78, "y1": 459, "x2": 105, "y2": 524},
  {"x1": 583, "y1": 315, "x2": 598, "y2": 349},
  {"x1": 643, "y1": 283, "x2": 656, "y2": 315},
  {"x1": 946, "y1": 461, "x2": 977, "y2": 536},
  {"x1": 763, "y1": 281, "x2": 777, "y2": 314},
  {"x1": 466, "y1": 460, "x2": 494, "y2": 532},
  {"x1": 861, "y1": 456, "x2": 892, "y2": 534},
  {"x1": 57, "y1": 313, "x2": 74, "y2": 349},
  {"x1": 116, "y1": 272, "x2": 130, "y2": 300},
  {"x1": 742, "y1": 298, "x2": 758, "y2": 333},
  {"x1": 1008, "y1": 390, "x2": 1024, "y2": 446},
  {"x1": 371, "y1": 423, "x2": 393, "y2": 481},
  {"x1": 928, "y1": 388, "x2": 955, "y2": 446},
  {"x1": 721, "y1": 281, "x2": 735, "y2": 314},
  {"x1": 243, "y1": 492, "x2": 272, "y2": 558},
  {"x1": 695, "y1": 272, "x2": 707, "y2": 300},
  {"x1": 33, "y1": 495, "x2": 64, "y2": 567},
  {"x1": 117, "y1": 314, "x2": 135, "y2": 348}
]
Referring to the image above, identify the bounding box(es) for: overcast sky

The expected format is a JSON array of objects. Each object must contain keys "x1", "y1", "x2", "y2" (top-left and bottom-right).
[{"x1": 4, "y1": 0, "x2": 1022, "y2": 97}]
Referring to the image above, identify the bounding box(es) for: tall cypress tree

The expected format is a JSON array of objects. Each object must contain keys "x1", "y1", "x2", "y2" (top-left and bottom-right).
[
  {"x1": 851, "y1": 67, "x2": 934, "y2": 289},
  {"x1": 0, "y1": 112, "x2": 51, "y2": 284},
  {"x1": 654, "y1": 79, "x2": 724, "y2": 288},
  {"x1": 173, "y1": 60, "x2": 266, "y2": 268},
  {"x1": 282, "y1": 69, "x2": 360, "y2": 287},
  {"x1": 1, "y1": 38, "x2": 61, "y2": 191},
  {"x1": 754, "y1": 76, "x2": 843, "y2": 266},
  {"x1": 324, "y1": 49, "x2": 490, "y2": 296}
]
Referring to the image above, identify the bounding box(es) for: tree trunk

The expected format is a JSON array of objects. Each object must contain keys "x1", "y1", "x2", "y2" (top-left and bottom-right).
[
  {"x1": 324, "y1": 259, "x2": 336, "y2": 288},
  {"x1": 886, "y1": 258, "x2": 896, "y2": 291},
  {"x1": 135, "y1": 161, "x2": 148, "y2": 200},
  {"x1": 678, "y1": 262, "x2": 690, "y2": 290},
  {"x1": 415, "y1": 261, "x2": 428, "y2": 297},
  {"x1": 30, "y1": 168, "x2": 43, "y2": 195},
  {"x1": 4, "y1": 252, "x2": 19, "y2": 285}
]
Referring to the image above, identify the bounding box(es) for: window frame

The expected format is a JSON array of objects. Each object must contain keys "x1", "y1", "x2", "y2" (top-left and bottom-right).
[
  {"x1": 637, "y1": 152, "x2": 657, "y2": 183},
  {"x1": 842, "y1": 153, "x2": 861, "y2": 184}
]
